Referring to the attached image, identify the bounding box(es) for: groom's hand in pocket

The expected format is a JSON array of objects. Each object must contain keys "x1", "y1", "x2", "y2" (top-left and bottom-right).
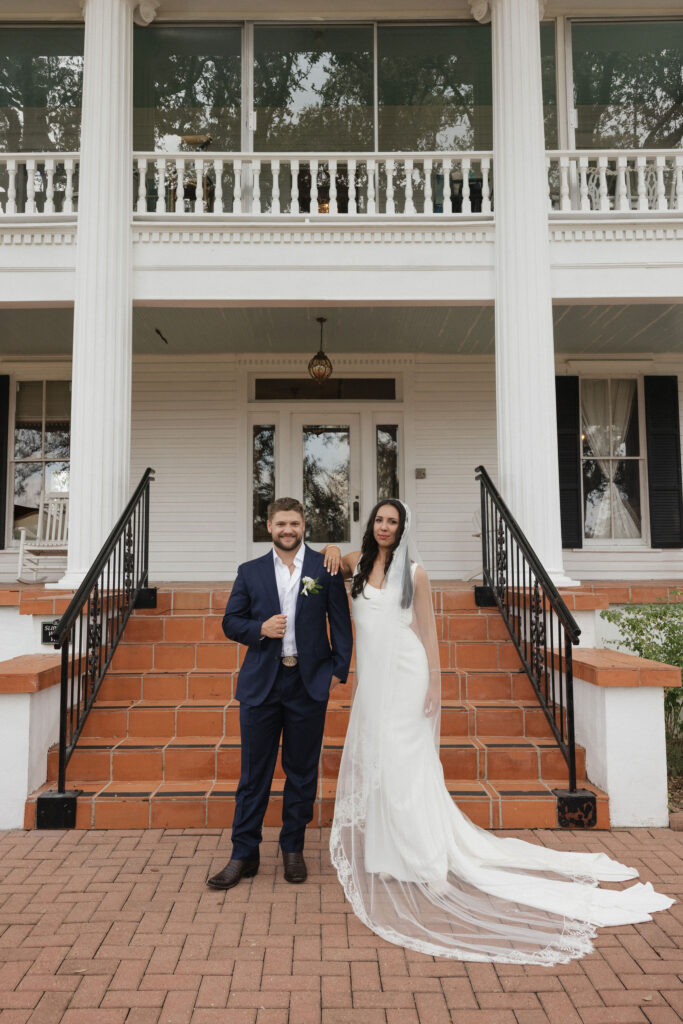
[{"x1": 330, "y1": 675, "x2": 341, "y2": 691}]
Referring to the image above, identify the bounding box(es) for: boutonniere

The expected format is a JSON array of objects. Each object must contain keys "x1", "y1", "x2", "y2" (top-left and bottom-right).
[{"x1": 301, "y1": 576, "x2": 322, "y2": 597}]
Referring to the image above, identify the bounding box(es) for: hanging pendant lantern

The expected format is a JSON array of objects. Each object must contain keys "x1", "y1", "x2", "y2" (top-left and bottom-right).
[{"x1": 308, "y1": 316, "x2": 333, "y2": 383}]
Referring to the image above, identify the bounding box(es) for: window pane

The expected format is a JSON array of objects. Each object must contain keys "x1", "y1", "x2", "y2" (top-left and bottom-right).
[
  {"x1": 378, "y1": 25, "x2": 492, "y2": 151},
  {"x1": 254, "y1": 378, "x2": 396, "y2": 401},
  {"x1": 14, "y1": 381, "x2": 43, "y2": 460},
  {"x1": 45, "y1": 380, "x2": 71, "y2": 459},
  {"x1": 0, "y1": 28, "x2": 84, "y2": 152},
  {"x1": 613, "y1": 459, "x2": 641, "y2": 538},
  {"x1": 581, "y1": 379, "x2": 609, "y2": 459},
  {"x1": 583, "y1": 459, "x2": 610, "y2": 539},
  {"x1": 254, "y1": 25, "x2": 374, "y2": 151},
  {"x1": 134, "y1": 27, "x2": 242, "y2": 151},
  {"x1": 45, "y1": 461, "x2": 69, "y2": 494},
  {"x1": 611, "y1": 379, "x2": 639, "y2": 457},
  {"x1": 572, "y1": 21, "x2": 683, "y2": 149},
  {"x1": 253, "y1": 426, "x2": 275, "y2": 543},
  {"x1": 13, "y1": 463, "x2": 43, "y2": 541},
  {"x1": 540, "y1": 22, "x2": 558, "y2": 149},
  {"x1": 302, "y1": 426, "x2": 350, "y2": 543},
  {"x1": 377, "y1": 425, "x2": 399, "y2": 500}
]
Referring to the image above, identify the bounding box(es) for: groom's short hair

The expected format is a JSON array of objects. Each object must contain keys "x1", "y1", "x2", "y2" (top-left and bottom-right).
[{"x1": 268, "y1": 497, "x2": 305, "y2": 520}]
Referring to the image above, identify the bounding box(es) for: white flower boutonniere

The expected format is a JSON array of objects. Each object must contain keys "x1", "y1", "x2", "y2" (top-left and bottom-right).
[{"x1": 301, "y1": 575, "x2": 322, "y2": 597}]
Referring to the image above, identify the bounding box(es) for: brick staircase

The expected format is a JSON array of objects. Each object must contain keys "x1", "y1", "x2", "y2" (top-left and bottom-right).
[{"x1": 25, "y1": 584, "x2": 609, "y2": 830}]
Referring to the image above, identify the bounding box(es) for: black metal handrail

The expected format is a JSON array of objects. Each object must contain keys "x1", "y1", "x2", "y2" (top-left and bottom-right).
[
  {"x1": 53, "y1": 468, "x2": 155, "y2": 794},
  {"x1": 475, "y1": 465, "x2": 580, "y2": 793}
]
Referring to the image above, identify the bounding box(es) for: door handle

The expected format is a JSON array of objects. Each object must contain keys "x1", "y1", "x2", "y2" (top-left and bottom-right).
[{"x1": 353, "y1": 497, "x2": 360, "y2": 522}]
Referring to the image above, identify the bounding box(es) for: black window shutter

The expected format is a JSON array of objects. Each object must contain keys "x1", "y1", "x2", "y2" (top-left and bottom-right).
[
  {"x1": 644, "y1": 376, "x2": 683, "y2": 548},
  {"x1": 0, "y1": 376, "x2": 9, "y2": 550},
  {"x1": 555, "y1": 376, "x2": 582, "y2": 549}
]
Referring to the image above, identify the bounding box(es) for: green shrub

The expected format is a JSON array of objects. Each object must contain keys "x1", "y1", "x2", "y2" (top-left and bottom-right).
[{"x1": 601, "y1": 595, "x2": 683, "y2": 779}]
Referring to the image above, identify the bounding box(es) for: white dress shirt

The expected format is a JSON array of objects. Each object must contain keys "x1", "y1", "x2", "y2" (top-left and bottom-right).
[{"x1": 273, "y1": 545, "x2": 304, "y2": 656}]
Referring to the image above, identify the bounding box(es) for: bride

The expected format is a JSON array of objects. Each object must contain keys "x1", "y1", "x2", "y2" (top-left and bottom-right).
[{"x1": 323, "y1": 499, "x2": 673, "y2": 964}]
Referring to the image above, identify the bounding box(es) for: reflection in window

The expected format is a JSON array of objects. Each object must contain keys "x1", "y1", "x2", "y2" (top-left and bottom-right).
[
  {"x1": 581, "y1": 379, "x2": 642, "y2": 541},
  {"x1": 302, "y1": 426, "x2": 350, "y2": 543},
  {"x1": 254, "y1": 25, "x2": 374, "y2": 152},
  {"x1": 377, "y1": 426, "x2": 399, "y2": 501},
  {"x1": 540, "y1": 22, "x2": 558, "y2": 149},
  {"x1": 0, "y1": 28, "x2": 83, "y2": 152},
  {"x1": 572, "y1": 21, "x2": 683, "y2": 149},
  {"x1": 134, "y1": 26, "x2": 242, "y2": 152},
  {"x1": 253, "y1": 425, "x2": 275, "y2": 542},
  {"x1": 13, "y1": 380, "x2": 71, "y2": 541},
  {"x1": 378, "y1": 25, "x2": 492, "y2": 151}
]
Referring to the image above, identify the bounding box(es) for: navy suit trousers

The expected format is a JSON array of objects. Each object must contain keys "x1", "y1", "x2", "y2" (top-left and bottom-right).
[{"x1": 231, "y1": 661, "x2": 328, "y2": 859}]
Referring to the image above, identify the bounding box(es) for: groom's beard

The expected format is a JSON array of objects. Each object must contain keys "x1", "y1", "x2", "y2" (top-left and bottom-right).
[{"x1": 272, "y1": 535, "x2": 303, "y2": 552}]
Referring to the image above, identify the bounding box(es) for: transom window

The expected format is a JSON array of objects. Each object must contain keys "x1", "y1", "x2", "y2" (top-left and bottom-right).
[
  {"x1": 12, "y1": 380, "x2": 70, "y2": 542},
  {"x1": 580, "y1": 378, "x2": 644, "y2": 542}
]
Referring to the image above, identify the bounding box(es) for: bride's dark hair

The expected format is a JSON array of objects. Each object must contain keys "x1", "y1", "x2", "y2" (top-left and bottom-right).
[{"x1": 352, "y1": 499, "x2": 412, "y2": 605}]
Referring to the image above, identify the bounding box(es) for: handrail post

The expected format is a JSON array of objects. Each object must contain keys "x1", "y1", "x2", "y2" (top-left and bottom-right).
[{"x1": 57, "y1": 641, "x2": 69, "y2": 795}]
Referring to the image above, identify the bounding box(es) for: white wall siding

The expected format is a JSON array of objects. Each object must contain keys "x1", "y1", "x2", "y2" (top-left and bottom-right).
[
  {"x1": 412, "y1": 357, "x2": 497, "y2": 580},
  {"x1": 130, "y1": 358, "x2": 241, "y2": 581}
]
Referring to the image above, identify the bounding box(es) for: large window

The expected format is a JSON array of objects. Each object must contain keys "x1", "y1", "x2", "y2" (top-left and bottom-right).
[
  {"x1": 572, "y1": 21, "x2": 683, "y2": 149},
  {"x1": 133, "y1": 26, "x2": 242, "y2": 152},
  {"x1": 254, "y1": 25, "x2": 373, "y2": 152},
  {"x1": 581, "y1": 378, "x2": 644, "y2": 542},
  {"x1": 0, "y1": 27, "x2": 83, "y2": 152},
  {"x1": 12, "y1": 381, "x2": 70, "y2": 542}
]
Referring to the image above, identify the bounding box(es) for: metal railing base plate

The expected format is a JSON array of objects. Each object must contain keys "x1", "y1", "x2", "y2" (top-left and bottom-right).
[
  {"x1": 134, "y1": 587, "x2": 158, "y2": 610},
  {"x1": 474, "y1": 585, "x2": 497, "y2": 607},
  {"x1": 36, "y1": 790, "x2": 81, "y2": 829},
  {"x1": 553, "y1": 789, "x2": 598, "y2": 829}
]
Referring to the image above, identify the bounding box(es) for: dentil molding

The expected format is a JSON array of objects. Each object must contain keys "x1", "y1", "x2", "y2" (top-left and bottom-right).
[
  {"x1": 468, "y1": 0, "x2": 546, "y2": 21},
  {"x1": 132, "y1": 224, "x2": 495, "y2": 246}
]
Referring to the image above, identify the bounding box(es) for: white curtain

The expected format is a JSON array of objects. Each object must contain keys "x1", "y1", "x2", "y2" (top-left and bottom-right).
[{"x1": 581, "y1": 380, "x2": 641, "y2": 540}]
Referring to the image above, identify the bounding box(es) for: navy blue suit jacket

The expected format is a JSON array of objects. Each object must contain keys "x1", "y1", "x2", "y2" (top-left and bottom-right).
[{"x1": 223, "y1": 546, "x2": 353, "y2": 706}]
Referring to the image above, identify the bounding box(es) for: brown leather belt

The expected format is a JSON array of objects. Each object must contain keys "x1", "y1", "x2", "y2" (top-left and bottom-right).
[{"x1": 281, "y1": 655, "x2": 298, "y2": 667}]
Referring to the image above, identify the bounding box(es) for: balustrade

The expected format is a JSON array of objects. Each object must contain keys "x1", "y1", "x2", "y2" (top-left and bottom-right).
[
  {"x1": 547, "y1": 150, "x2": 683, "y2": 214},
  {"x1": 2, "y1": 149, "x2": 683, "y2": 218}
]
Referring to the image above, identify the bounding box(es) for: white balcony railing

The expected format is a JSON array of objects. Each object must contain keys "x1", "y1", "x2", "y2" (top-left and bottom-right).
[
  {"x1": 1, "y1": 149, "x2": 682, "y2": 218},
  {"x1": 547, "y1": 150, "x2": 683, "y2": 214}
]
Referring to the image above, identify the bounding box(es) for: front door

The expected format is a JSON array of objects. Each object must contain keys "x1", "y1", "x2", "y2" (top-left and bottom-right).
[{"x1": 250, "y1": 412, "x2": 363, "y2": 556}]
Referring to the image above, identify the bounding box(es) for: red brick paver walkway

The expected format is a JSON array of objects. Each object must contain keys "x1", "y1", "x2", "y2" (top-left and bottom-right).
[{"x1": 0, "y1": 827, "x2": 681, "y2": 1024}]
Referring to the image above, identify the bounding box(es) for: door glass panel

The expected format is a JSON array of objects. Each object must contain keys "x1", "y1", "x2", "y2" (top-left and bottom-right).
[
  {"x1": 376, "y1": 425, "x2": 399, "y2": 500},
  {"x1": 302, "y1": 425, "x2": 350, "y2": 543},
  {"x1": 253, "y1": 25, "x2": 374, "y2": 152},
  {"x1": 134, "y1": 26, "x2": 242, "y2": 152},
  {"x1": 572, "y1": 21, "x2": 683, "y2": 149},
  {"x1": 14, "y1": 381, "x2": 43, "y2": 460},
  {"x1": 377, "y1": 24, "x2": 492, "y2": 151},
  {"x1": 253, "y1": 425, "x2": 276, "y2": 542}
]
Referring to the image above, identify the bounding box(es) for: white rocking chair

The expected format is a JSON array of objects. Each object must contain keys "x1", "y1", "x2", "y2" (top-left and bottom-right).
[{"x1": 17, "y1": 493, "x2": 69, "y2": 583}]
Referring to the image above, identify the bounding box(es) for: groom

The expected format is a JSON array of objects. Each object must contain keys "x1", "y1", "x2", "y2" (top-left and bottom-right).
[{"x1": 207, "y1": 497, "x2": 353, "y2": 890}]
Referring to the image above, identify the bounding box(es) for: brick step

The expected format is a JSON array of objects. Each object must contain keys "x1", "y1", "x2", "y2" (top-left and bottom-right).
[
  {"x1": 25, "y1": 776, "x2": 608, "y2": 831},
  {"x1": 49, "y1": 724, "x2": 581, "y2": 785},
  {"x1": 98, "y1": 668, "x2": 537, "y2": 704},
  {"x1": 79, "y1": 697, "x2": 558, "y2": 741}
]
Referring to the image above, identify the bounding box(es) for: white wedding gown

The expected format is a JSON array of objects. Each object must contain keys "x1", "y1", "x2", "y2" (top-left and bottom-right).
[{"x1": 330, "y1": 551, "x2": 674, "y2": 965}]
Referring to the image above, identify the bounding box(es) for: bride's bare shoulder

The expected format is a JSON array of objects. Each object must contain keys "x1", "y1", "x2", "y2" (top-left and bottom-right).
[{"x1": 343, "y1": 551, "x2": 362, "y2": 578}]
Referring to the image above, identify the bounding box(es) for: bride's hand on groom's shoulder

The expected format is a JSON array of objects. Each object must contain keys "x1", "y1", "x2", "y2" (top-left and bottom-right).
[{"x1": 322, "y1": 545, "x2": 342, "y2": 575}]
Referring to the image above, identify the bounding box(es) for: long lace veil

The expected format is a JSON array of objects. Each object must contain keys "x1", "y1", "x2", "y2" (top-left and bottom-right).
[{"x1": 330, "y1": 503, "x2": 672, "y2": 964}]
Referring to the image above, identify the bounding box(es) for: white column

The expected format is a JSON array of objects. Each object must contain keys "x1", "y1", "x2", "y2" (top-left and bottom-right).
[
  {"x1": 60, "y1": 0, "x2": 154, "y2": 588},
  {"x1": 471, "y1": 0, "x2": 574, "y2": 584}
]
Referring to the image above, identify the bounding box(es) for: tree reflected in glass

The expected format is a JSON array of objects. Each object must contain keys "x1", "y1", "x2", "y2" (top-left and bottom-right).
[{"x1": 302, "y1": 427, "x2": 350, "y2": 543}]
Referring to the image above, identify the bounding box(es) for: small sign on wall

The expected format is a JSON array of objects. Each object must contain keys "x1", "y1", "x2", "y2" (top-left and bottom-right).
[{"x1": 41, "y1": 619, "x2": 61, "y2": 645}]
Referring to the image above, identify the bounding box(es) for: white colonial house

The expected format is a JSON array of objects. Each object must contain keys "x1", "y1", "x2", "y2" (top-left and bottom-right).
[{"x1": 0, "y1": 0, "x2": 680, "y2": 834}]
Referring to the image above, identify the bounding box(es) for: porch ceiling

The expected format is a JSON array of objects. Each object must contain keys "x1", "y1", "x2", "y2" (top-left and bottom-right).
[{"x1": 0, "y1": 303, "x2": 681, "y2": 359}]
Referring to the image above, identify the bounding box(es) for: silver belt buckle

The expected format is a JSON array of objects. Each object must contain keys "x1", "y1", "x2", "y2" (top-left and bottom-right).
[{"x1": 281, "y1": 655, "x2": 298, "y2": 667}]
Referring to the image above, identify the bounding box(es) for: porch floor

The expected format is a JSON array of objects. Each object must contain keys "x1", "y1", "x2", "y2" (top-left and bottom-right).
[{"x1": 0, "y1": 824, "x2": 681, "y2": 1024}]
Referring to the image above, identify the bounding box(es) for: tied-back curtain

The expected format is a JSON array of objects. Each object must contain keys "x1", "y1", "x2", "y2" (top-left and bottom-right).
[{"x1": 581, "y1": 380, "x2": 640, "y2": 540}]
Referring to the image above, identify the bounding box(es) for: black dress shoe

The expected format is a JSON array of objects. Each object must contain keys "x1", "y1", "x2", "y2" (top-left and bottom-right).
[
  {"x1": 206, "y1": 857, "x2": 259, "y2": 890},
  {"x1": 282, "y1": 850, "x2": 307, "y2": 884}
]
